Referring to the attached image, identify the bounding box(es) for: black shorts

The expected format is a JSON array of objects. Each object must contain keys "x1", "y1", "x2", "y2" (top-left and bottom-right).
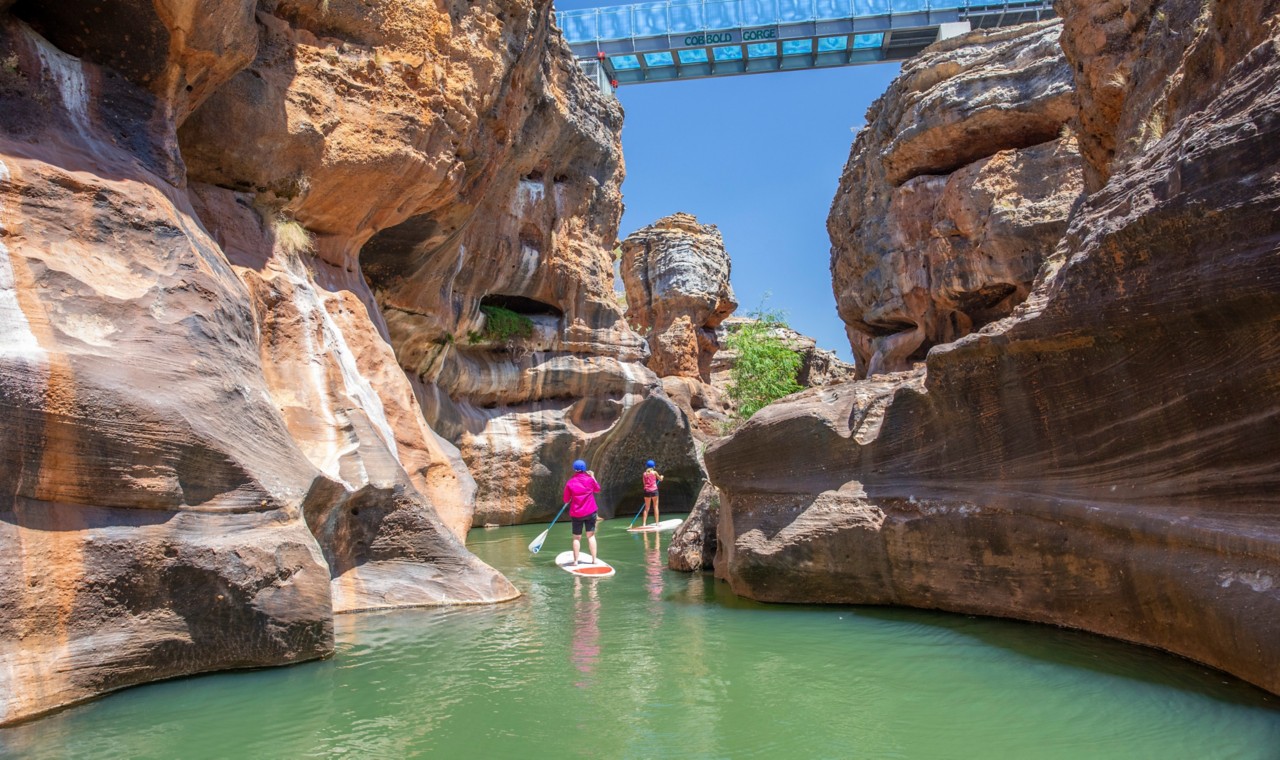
[
  {"x1": 643, "y1": 490, "x2": 658, "y2": 498},
  {"x1": 572, "y1": 513, "x2": 597, "y2": 535}
]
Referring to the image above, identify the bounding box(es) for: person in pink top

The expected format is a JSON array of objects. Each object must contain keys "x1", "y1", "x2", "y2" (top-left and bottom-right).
[
  {"x1": 562, "y1": 459, "x2": 601, "y2": 565},
  {"x1": 639, "y1": 459, "x2": 663, "y2": 527}
]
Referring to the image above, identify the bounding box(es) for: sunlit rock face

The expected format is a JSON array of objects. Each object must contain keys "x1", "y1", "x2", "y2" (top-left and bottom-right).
[
  {"x1": 620, "y1": 213, "x2": 740, "y2": 444},
  {"x1": 621, "y1": 213, "x2": 737, "y2": 382},
  {"x1": 0, "y1": 11, "x2": 338, "y2": 726},
  {"x1": 708, "y1": 5, "x2": 1280, "y2": 698},
  {"x1": 829, "y1": 20, "x2": 1080, "y2": 378},
  {"x1": 0, "y1": 0, "x2": 666, "y2": 725},
  {"x1": 335, "y1": 42, "x2": 701, "y2": 522}
]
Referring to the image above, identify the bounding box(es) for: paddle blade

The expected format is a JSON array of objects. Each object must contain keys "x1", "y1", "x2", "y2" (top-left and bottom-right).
[{"x1": 528, "y1": 529, "x2": 550, "y2": 554}]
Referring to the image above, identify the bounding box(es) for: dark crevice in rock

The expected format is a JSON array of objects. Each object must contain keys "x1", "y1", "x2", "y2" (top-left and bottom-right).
[
  {"x1": 480, "y1": 293, "x2": 563, "y2": 317},
  {"x1": 359, "y1": 212, "x2": 441, "y2": 287},
  {"x1": 10, "y1": 0, "x2": 168, "y2": 90},
  {"x1": 892, "y1": 123, "x2": 1069, "y2": 187},
  {"x1": 859, "y1": 318, "x2": 918, "y2": 339}
]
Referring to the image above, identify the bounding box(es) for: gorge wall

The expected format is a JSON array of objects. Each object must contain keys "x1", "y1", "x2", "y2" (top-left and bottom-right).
[
  {"x1": 829, "y1": 20, "x2": 1080, "y2": 378},
  {"x1": 354, "y1": 47, "x2": 699, "y2": 527},
  {"x1": 0, "y1": 0, "x2": 662, "y2": 725},
  {"x1": 707, "y1": 4, "x2": 1280, "y2": 697}
]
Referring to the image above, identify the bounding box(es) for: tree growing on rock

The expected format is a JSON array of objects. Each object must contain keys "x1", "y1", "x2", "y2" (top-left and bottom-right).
[{"x1": 724, "y1": 307, "x2": 803, "y2": 420}]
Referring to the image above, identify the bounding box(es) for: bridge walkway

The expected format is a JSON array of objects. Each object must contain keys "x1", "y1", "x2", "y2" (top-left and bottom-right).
[{"x1": 558, "y1": 0, "x2": 1055, "y2": 88}]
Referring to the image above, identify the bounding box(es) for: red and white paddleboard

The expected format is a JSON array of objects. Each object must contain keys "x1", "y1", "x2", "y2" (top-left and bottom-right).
[{"x1": 554, "y1": 551, "x2": 616, "y2": 578}]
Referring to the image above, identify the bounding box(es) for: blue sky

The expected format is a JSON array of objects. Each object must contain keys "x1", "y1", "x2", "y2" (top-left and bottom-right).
[{"x1": 554, "y1": 1, "x2": 901, "y2": 361}]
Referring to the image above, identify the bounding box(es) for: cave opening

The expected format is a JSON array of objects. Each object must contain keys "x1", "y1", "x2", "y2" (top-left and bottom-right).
[
  {"x1": 359, "y1": 213, "x2": 442, "y2": 289},
  {"x1": 480, "y1": 294, "x2": 563, "y2": 318},
  {"x1": 861, "y1": 318, "x2": 917, "y2": 339}
]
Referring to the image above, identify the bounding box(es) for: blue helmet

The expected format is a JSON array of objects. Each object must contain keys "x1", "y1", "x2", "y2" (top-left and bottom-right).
[
  {"x1": 573, "y1": 459, "x2": 588, "y2": 472},
  {"x1": 646, "y1": 460, "x2": 655, "y2": 468}
]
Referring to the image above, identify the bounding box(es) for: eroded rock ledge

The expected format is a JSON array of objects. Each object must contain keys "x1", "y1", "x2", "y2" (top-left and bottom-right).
[{"x1": 709, "y1": 5, "x2": 1280, "y2": 696}]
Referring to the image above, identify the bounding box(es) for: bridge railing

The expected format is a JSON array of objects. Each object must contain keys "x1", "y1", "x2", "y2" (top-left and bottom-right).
[{"x1": 559, "y1": 0, "x2": 988, "y2": 43}]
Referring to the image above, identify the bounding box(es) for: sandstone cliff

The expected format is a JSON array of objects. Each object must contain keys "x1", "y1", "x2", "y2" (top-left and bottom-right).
[
  {"x1": 343, "y1": 44, "x2": 703, "y2": 526},
  {"x1": 708, "y1": 6, "x2": 1280, "y2": 697},
  {"x1": 0, "y1": 0, "x2": 640, "y2": 725},
  {"x1": 829, "y1": 20, "x2": 1080, "y2": 378},
  {"x1": 621, "y1": 213, "x2": 737, "y2": 381}
]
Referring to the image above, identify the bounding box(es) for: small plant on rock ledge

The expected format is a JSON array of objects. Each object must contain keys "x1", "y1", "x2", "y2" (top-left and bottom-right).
[
  {"x1": 469, "y1": 305, "x2": 534, "y2": 346},
  {"x1": 274, "y1": 217, "x2": 315, "y2": 257},
  {"x1": 0, "y1": 53, "x2": 25, "y2": 94}
]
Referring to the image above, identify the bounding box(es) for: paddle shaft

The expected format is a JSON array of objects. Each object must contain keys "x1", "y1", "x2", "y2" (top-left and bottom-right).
[
  {"x1": 530, "y1": 502, "x2": 569, "y2": 553},
  {"x1": 547, "y1": 501, "x2": 569, "y2": 531},
  {"x1": 627, "y1": 501, "x2": 646, "y2": 528}
]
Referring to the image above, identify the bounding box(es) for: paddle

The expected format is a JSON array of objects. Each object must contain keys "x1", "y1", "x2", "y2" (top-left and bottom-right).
[
  {"x1": 627, "y1": 502, "x2": 646, "y2": 529},
  {"x1": 528, "y1": 503, "x2": 569, "y2": 554}
]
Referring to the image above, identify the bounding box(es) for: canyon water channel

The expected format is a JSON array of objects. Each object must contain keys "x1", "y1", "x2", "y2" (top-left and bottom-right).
[{"x1": 3, "y1": 519, "x2": 1279, "y2": 758}]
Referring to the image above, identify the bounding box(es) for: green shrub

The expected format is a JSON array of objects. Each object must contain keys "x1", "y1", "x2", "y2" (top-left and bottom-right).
[
  {"x1": 725, "y1": 308, "x2": 802, "y2": 420},
  {"x1": 470, "y1": 305, "x2": 534, "y2": 345}
]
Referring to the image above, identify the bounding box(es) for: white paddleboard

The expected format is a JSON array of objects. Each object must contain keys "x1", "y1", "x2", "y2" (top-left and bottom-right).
[
  {"x1": 627, "y1": 518, "x2": 683, "y2": 533},
  {"x1": 554, "y1": 551, "x2": 616, "y2": 578}
]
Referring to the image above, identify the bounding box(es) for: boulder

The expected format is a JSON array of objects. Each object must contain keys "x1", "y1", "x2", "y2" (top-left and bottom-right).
[{"x1": 668, "y1": 483, "x2": 721, "y2": 572}]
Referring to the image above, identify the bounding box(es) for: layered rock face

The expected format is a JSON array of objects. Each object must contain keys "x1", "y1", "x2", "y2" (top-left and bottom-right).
[
  {"x1": 709, "y1": 5, "x2": 1280, "y2": 697},
  {"x1": 605, "y1": 217, "x2": 855, "y2": 569},
  {"x1": 621, "y1": 213, "x2": 739, "y2": 443},
  {"x1": 829, "y1": 21, "x2": 1080, "y2": 378},
  {"x1": 0, "y1": 0, "x2": 648, "y2": 725},
  {"x1": 304, "y1": 28, "x2": 701, "y2": 526},
  {"x1": 621, "y1": 213, "x2": 737, "y2": 381}
]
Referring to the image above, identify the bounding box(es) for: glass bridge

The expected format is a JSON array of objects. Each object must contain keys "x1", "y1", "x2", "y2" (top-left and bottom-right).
[{"x1": 559, "y1": 0, "x2": 1054, "y2": 88}]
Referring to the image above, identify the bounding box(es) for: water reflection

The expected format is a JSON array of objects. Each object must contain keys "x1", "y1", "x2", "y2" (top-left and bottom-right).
[
  {"x1": 643, "y1": 531, "x2": 664, "y2": 601},
  {"x1": 571, "y1": 578, "x2": 600, "y2": 688}
]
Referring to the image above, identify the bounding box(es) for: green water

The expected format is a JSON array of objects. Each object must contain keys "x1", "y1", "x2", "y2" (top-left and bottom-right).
[{"x1": 4, "y1": 520, "x2": 1280, "y2": 759}]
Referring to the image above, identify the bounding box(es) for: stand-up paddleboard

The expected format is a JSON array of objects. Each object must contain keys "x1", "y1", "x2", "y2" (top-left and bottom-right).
[
  {"x1": 627, "y1": 518, "x2": 683, "y2": 533},
  {"x1": 554, "y1": 551, "x2": 616, "y2": 578}
]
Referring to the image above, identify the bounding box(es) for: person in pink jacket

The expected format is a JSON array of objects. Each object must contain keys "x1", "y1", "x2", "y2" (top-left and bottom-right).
[{"x1": 562, "y1": 459, "x2": 601, "y2": 565}]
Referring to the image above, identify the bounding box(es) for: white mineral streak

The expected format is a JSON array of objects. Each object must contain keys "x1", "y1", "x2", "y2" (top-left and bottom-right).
[
  {"x1": 553, "y1": 182, "x2": 567, "y2": 215},
  {"x1": 289, "y1": 279, "x2": 343, "y2": 482},
  {"x1": 1218, "y1": 570, "x2": 1275, "y2": 593},
  {"x1": 452, "y1": 244, "x2": 467, "y2": 281},
  {"x1": 480, "y1": 414, "x2": 526, "y2": 462},
  {"x1": 288, "y1": 260, "x2": 400, "y2": 476},
  {"x1": 0, "y1": 160, "x2": 43, "y2": 359},
  {"x1": 31, "y1": 33, "x2": 92, "y2": 146},
  {"x1": 517, "y1": 178, "x2": 545, "y2": 208},
  {"x1": 614, "y1": 356, "x2": 646, "y2": 413},
  {"x1": 514, "y1": 243, "x2": 540, "y2": 288}
]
